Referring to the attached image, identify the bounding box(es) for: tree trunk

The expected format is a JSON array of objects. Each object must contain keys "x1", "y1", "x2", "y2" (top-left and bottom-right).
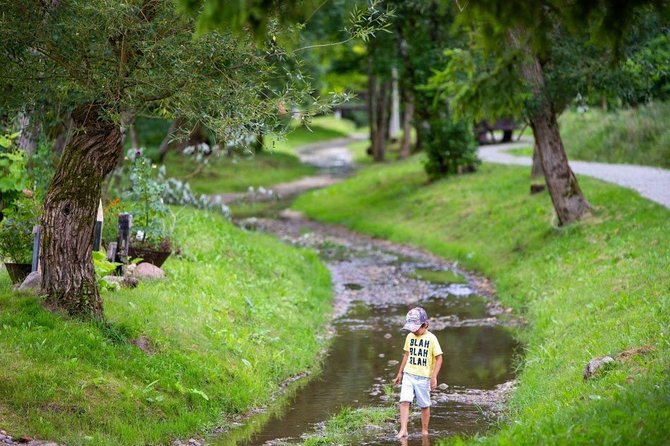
[
  {"x1": 157, "y1": 116, "x2": 184, "y2": 163},
  {"x1": 367, "y1": 72, "x2": 377, "y2": 159},
  {"x1": 17, "y1": 111, "x2": 40, "y2": 156},
  {"x1": 369, "y1": 78, "x2": 391, "y2": 162},
  {"x1": 531, "y1": 140, "x2": 543, "y2": 178},
  {"x1": 529, "y1": 108, "x2": 590, "y2": 224},
  {"x1": 516, "y1": 37, "x2": 590, "y2": 225},
  {"x1": 41, "y1": 104, "x2": 122, "y2": 320},
  {"x1": 400, "y1": 90, "x2": 414, "y2": 158}
]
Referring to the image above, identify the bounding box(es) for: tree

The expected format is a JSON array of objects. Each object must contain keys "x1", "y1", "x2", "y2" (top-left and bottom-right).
[
  {"x1": 0, "y1": 0, "x2": 300, "y2": 319},
  {"x1": 443, "y1": 0, "x2": 669, "y2": 225}
]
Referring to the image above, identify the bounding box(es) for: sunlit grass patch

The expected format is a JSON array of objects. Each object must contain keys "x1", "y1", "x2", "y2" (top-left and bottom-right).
[
  {"x1": 0, "y1": 207, "x2": 332, "y2": 445},
  {"x1": 301, "y1": 406, "x2": 396, "y2": 446}
]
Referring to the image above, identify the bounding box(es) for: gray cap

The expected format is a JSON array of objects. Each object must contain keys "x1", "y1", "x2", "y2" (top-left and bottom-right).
[{"x1": 403, "y1": 307, "x2": 428, "y2": 332}]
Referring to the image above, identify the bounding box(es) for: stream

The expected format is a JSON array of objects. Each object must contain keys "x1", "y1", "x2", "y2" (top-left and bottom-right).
[{"x1": 212, "y1": 139, "x2": 521, "y2": 445}]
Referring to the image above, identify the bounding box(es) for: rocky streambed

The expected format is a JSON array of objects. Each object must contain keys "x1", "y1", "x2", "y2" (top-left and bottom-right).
[{"x1": 216, "y1": 212, "x2": 523, "y2": 446}]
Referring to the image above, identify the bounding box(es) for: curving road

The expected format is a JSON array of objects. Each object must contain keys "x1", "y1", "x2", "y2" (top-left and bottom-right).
[{"x1": 478, "y1": 141, "x2": 670, "y2": 209}]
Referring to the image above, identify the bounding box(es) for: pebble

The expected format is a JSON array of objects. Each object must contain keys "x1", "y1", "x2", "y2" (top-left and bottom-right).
[{"x1": 384, "y1": 333, "x2": 392, "y2": 339}]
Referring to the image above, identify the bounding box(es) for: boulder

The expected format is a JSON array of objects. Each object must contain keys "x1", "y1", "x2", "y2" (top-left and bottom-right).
[
  {"x1": 133, "y1": 262, "x2": 166, "y2": 280},
  {"x1": 18, "y1": 271, "x2": 42, "y2": 294},
  {"x1": 583, "y1": 355, "x2": 615, "y2": 380}
]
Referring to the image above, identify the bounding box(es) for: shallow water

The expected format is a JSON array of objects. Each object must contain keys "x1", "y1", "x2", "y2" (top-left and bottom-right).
[{"x1": 216, "y1": 220, "x2": 519, "y2": 446}]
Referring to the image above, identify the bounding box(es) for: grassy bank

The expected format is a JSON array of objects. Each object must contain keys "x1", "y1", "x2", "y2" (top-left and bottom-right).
[
  {"x1": 134, "y1": 116, "x2": 359, "y2": 194},
  {"x1": 560, "y1": 102, "x2": 670, "y2": 168},
  {"x1": 293, "y1": 157, "x2": 670, "y2": 444},
  {"x1": 0, "y1": 208, "x2": 332, "y2": 445}
]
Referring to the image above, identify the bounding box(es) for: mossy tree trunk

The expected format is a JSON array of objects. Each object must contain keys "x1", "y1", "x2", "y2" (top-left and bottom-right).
[
  {"x1": 516, "y1": 41, "x2": 590, "y2": 224},
  {"x1": 41, "y1": 104, "x2": 122, "y2": 320}
]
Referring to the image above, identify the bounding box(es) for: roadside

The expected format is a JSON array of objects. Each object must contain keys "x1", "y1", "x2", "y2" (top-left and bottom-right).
[{"x1": 479, "y1": 140, "x2": 670, "y2": 209}]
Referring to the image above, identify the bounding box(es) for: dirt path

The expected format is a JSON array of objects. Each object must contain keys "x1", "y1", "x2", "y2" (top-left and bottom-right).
[
  {"x1": 212, "y1": 135, "x2": 365, "y2": 205},
  {"x1": 479, "y1": 140, "x2": 670, "y2": 209}
]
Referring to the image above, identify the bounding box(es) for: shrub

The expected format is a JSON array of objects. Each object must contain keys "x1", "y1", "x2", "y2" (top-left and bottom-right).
[
  {"x1": 0, "y1": 195, "x2": 41, "y2": 263},
  {"x1": 423, "y1": 117, "x2": 480, "y2": 180}
]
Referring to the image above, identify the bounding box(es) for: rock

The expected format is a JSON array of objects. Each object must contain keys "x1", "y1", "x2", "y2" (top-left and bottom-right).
[
  {"x1": 583, "y1": 355, "x2": 615, "y2": 380},
  {"x1": 133, "y1": 262, "x2": 166, "y2": 280},
  {"x1": 187, "y1": 439, "x2": 201, "y2": 446},
  {"x1": 384, "y1": 333, "x2": 392, "y2": 339},
  {"x1": 437, "y1": 383, "x2": 448, "y2": 390},
  {"x1": 18, "y1": 271, "x2": 42, "y2": 294}
]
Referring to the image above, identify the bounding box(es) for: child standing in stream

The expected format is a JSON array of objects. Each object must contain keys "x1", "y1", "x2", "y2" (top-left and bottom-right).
[{"x1": 393, "y1": 307, "x2": 443, "y2": 438}]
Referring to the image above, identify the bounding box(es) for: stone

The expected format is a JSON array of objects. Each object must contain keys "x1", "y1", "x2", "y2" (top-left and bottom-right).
[
  {"x1": 583, "y1": 355, "x2": 615, "y2": 380},
  {"x1": 18, "y1": 271, "x2": 42, "y2": 294},
  {"x1": 384, "y1": 333, "x2": 392, "y2": 339},
  {"x1": 437, "y1": 383, "x2": 448, "y2": 390},
  {"x1": 187, "y1": 440, "x2": 201, "y2": 446},
  {"x1": 133, "y1": 262, "x2": 166, "y2": 280}
]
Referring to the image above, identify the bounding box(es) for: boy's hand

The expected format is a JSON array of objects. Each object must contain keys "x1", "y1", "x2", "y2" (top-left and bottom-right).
[
  {"x1": 394, "y1": 373, "x2": 402, "y2": 385},
  {"x1": 430, "y1": 376, "x2": 437, "y2": 391}
]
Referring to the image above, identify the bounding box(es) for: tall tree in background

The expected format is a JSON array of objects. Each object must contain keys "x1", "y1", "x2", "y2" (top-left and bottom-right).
[
  {"x1": 0, "y1": 0, "x2": 304, "y2": 319},
  {"x1": 449, "y1": 0, "x2": 669, "y2": 225}
]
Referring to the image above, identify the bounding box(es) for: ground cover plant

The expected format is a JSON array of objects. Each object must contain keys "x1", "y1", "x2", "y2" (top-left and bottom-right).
[
  {"x1": 0, "y1": 207, "x2": 332, "y2": 445},
  {"x1": 294, "y1": 157, "x2": 670, "y2": 444},
  {"x1": 559, "y1": 102, "x2": 670, "y2": 168}
]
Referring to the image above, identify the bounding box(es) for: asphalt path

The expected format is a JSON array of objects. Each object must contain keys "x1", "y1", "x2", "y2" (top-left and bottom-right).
[{"x1": 478, "y1": 141, "x2": 670, "y2": 209}]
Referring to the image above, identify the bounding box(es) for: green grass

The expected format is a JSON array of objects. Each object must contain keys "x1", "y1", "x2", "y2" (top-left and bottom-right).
[
  {"x1": 506, "y1": 146, "x2": 533, "y2": 157},
  {"x1": 301, "y1": 406, "x2": 396, "y2": 446},
  {"x1": 0, "y1": 208, "x2": 332, "y2": 445},
  {"x1": 559, "y1": 102, "x2": 670, "y2": 168},
  {"x1": 155, "y1": 116, "x2": 359, "y2": 194},
  {"x1": 162, "y1": 151, "x2": 316, "y2": 194},
  {"x1": 293, "y1": 156, "x2": 670, "y2": 445},
  {"x1": 411, "y1": 268, "x2": 467, "y2": 285}
]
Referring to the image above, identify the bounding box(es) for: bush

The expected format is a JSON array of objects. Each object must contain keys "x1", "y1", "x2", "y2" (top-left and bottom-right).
[
  {"x1": 0, "y1": 195, "x2": 41, "y2": 263},
  {"x1": 423, "y1": 117, "x2": 480, "y2": 180}
]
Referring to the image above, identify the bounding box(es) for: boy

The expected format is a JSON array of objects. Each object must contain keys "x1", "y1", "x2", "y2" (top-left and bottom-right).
[{"x1": 393, "y1": 307, "x2": 443, "y2": 438}]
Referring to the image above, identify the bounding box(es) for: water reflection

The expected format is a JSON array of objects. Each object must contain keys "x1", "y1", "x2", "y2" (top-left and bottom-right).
[{"x1": 229, "y1": 298, "x2": 518, "y2": 446}]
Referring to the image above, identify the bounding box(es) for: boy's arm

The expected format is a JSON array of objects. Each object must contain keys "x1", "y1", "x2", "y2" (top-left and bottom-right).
[
  {"x1": 394, "y1": 351, "x2": 410, "y2": 385},
  {"x1": 430, "y1": 354, "x2": 443, "y2": 390}
]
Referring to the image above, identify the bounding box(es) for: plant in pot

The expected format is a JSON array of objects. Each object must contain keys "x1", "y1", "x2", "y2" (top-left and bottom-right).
[
  {"x1": 0, "y1": 195, "x2": 41, "y2": 283},
  {"x1": 123, "y1": 151, "x2": 173, "y2": 267}
]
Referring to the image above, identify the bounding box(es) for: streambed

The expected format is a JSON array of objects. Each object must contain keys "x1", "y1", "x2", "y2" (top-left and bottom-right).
[{"x1": 218, "y1": 215, "x2": 521, "y2": 446}]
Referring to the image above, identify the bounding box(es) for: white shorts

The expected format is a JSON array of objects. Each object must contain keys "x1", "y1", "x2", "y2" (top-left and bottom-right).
[{"x1": 399, "y1": 372, "x2": 431, "y2": 408}]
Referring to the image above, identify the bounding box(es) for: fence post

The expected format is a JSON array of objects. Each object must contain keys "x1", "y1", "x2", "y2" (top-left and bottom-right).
[
  {"x1": 116, "y1": 213, "x2": 132, "y2": 263},
  {"x1": 31, "y1": 225, "x2": 41, "y2": 272}
]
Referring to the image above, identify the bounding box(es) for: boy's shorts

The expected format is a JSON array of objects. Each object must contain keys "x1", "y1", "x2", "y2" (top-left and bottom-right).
[{"x1": 399, "y1": 372, "x2": 431, "y2": 408}]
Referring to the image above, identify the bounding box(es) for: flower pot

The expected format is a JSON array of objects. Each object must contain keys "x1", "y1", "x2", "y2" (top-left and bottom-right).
[
  {"x1": 128, "y1": 246, "x2": 171, "y2": 268},
  {"x1": 4, "y1": 262, "x2": 33, "y2": 284}
]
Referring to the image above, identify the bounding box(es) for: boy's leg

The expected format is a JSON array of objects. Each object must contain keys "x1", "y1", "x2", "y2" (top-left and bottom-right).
[
  {"x1": 420, "y1": 406, "x2": 430, "y2": 435},
  {"x1": 396, "y1": 402, "x2": 410, "y2": 438},
  {"x1": 397, "y1": 373, "x2": 415, "y2": 438}
]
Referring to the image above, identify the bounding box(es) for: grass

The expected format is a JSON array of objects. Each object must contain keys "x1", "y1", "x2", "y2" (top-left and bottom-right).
[
  {"x1": 132, "y1": 116, "x2": 360, "y2": 195},
  {"x1": 0, "y1": 207, "x2": 332, "y2": 445},
  {"x1": 411, "y1": 268, "x2": 467, "y2": 285},
  {"x1": 300, "y1": 406, "x2": 396, "y2": 446},
  {"x1": 559, "y1": 102, "x2": 670, "y2": 168},
  {"x1": 293, "y1": 156, "x2": 670, "y2": 445}
]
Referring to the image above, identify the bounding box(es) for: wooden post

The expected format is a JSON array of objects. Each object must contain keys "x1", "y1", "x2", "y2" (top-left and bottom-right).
[
  {"x1": 116, "y1": 213, "x2": 132, "y2": 263},
  {"x1": 31, "y1": 225, "x2": 41, "y2": 272},
  {"x1": 93, "y1": 200, "x2": 104, "y2": 251}
]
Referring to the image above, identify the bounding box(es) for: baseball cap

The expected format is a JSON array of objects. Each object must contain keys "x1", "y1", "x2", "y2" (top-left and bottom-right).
[{"x1": 403, "y1": 307, "x2": 428, "y2": 332}]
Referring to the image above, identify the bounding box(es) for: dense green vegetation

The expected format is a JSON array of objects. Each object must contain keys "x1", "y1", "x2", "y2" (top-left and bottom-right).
[
  {"x1": 0, "y1": 208, "x2": 332, "y2": 445},
  {"x1": 294, "y1": 157, "x2": 670, "y2": 445},
  {"x1": 560, "y1": 103, "x2": 670, "y2": 168}
]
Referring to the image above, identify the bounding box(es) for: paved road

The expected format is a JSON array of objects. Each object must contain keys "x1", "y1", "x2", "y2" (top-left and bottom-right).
[{"x1": 478, "y1": 141, "x2": 670, "y2": 209}]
